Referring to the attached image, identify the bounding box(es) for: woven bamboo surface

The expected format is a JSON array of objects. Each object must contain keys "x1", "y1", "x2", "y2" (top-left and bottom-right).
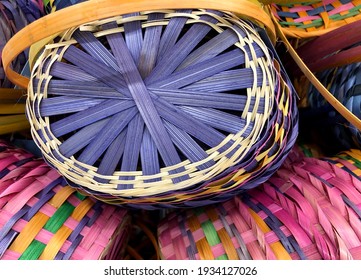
[
  {"x1": 0, "y1": 140, "x2": 131, "y2": 260},
  {"x1": 23, "y1": 9, "x2": 299, "y2": 208},
  {"x1": 271, "y1": 0, "x2": 361, "y2": 38},
  {"x1": 158, "y1": 146, "x2": 361, "y2": 259}
]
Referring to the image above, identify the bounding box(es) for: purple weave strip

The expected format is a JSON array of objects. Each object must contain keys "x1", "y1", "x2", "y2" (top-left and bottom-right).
[
  {"x1": 77, "y1": 107, "x2": 138, "y2": 166},
  {"x1": 140, "y1": 128, "x2": 160, "y2": 181},
  {"x1": 119, "y1": 114, "x2": 145, "y2": 189},
  {"x1": 73, "y1": 30, "x2": 121, "y2": 71},
  {"x1": 62, "y1": 234, "x2": 83, "y2": 260},
  {"x1": 0, "y1": 231, "x2": 18, "y2": 258},
  {"x1": 123, "y1": 12, "x2": 143, "y2": 64},
  {"x1": 145, "y1": 10, "x2": 223, "y2": 83},
  {"x1": 58, "y1": 118, "x2": 108, "y2": 157},
  {"x1": 51, "y1": 99, "x2": 135, "y2": 137},
  {"x1": 97, "y1": 130, "x2": 127, "y2": 178},
  {"x1": 157, "y1": 9, "x2": 192, "y2": 61},
  {"x1": 0, "y1": 176, "x2": 62, "y2": 244},
  {"x1": 138, "y1": 13, "x2": 164, "y2": 78},
  {"x1": 0, "y1": 206, "x2": 30, "y2": 243},
  {"x1": 104, "y1": 22, "x2": 183, "y2": 169},
  {"x1": 217, "y1": 204, "x2": 251, "y2": 259}
]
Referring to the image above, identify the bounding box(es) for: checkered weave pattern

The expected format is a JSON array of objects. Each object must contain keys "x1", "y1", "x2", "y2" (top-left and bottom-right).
[
  {"x1": 158, "y1": 146, "x2": 361, "y2": 260},
  {"x1": 0, "y1": 141, "x2": 131, "y2": 260},
  {"x1": 272, "y1": 0, "x2": 361, "y2": 37}
]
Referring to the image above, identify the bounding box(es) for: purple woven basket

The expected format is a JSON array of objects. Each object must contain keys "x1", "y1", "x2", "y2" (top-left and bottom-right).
[{"x1": 27, "y1": 9, "x2": 298, "y2": 208}]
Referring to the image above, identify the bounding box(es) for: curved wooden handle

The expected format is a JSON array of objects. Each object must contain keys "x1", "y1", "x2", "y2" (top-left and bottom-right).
[{"x1": 2, "y1": 0, "x2": 275, "y2": 89}]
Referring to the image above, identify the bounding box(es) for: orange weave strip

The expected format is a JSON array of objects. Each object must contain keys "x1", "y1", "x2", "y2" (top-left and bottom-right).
[
  {"x1": 249, "y1": 209, "x2": 292, "y2": 260},
  {"x1": 206, "y1": 208, "x2": 239, "y2": 260},
  {"x1": 187, "y1": 215, "x2": 214, "y2": 260},
  {"x1": 39, "y1": 198, "x2": 95, "y2": 260},
  {"x1": 9, "y1": 186, "x2": 76, "y2": 254}
]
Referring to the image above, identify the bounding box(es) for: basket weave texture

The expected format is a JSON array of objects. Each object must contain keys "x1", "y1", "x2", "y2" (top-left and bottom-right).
[
  {"x1": 0, "y1": 140, "x2": 130, "y2": 260},
  {"x1": 272, "y1": 0, "x2": 361, "y2": 37},
  {"x1": 158, "y1": 146, "x2": 361, "y2": 260},
  {"x1": 0, "y1": 0, "x2": 28, "y2": 88},
  {"x1": 27, "y1": 9, "x2": 298, "y2": 208}
]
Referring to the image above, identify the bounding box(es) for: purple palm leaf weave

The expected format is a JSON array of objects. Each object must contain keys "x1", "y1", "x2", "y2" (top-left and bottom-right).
[
  {"x1": 0, "y1": 0, "x2": 28, "y2": 88},
  {"x1": 27, "y1": 9, "x2": 298, "y2": 208}
]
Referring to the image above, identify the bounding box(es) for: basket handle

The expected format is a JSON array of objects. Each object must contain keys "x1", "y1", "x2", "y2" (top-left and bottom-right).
[
  {"x1": 271, "y1": 13, "x2": 361, "y2": 131},
  {"x1": 2, "y1": 0, "x2": 275, "y2": 89}
]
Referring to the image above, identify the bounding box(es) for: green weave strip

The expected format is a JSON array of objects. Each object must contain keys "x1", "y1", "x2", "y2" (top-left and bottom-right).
[
  {"x1": 194, "y1": 208, "x2": 228, "y2": 260},
  {"x1": 19, "y1": 201, "x2": 75, "y2": 260},
  {"x1": 338, "y1": 154, "x2": 361, "y2": 169}
]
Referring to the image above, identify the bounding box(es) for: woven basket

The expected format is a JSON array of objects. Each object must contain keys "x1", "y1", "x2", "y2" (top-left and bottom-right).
[
  {"x1": 158, "y1": 146, "x2": 361, "y2": 260},
  {"x1": 3, "y1": 1, "x2": 299, "y2": 208},
  {"x1": 0, "y1": 141, "x2": 131, "y2": 260},
  {"x1": 298, "y1": 61, "x2": 361, "y2": 154},
  {"x1": 271, "y1": 0, "x2": 361, "y2": 38},
  {"x1": 0, "y1": 0, "x2": 28, "y2": 88},
  {"x1": 288, "y1": 21, "x2": 361, "y2": 154}
]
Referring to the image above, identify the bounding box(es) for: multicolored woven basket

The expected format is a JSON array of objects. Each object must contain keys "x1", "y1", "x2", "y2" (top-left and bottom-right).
[
  {"x1": 271, "y1": 0, "x2": 361, "y2": 38},
  {"x1": 2, "y1": 1, "x2": 299, "y2": 208},
  {"x1": 0, "y1": 140, "x2": 131, "y2": 260},
  {"x1": 158, "y1": 146, "x2": 361, "y2": 259}
]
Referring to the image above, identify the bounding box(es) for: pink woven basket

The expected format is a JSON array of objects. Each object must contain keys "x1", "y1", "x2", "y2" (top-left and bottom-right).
[
  {"x1": 158, "y1": 146, "x2": 361, "y2": 260},
  {"x1": 0, "y1": 140, "x2": 131, "y2": 260}
]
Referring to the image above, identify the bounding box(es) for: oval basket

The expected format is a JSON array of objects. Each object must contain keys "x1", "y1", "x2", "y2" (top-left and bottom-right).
[
  {"x1": 21, "y1": 4, "x2": 299, "y2": 208},
  {"x1": 271, "y1": 0, "x2": 361, "y2": 38},
  {"x1": 0, "y1": 140, "x2": 131, "y2": 260},
  {"x1": 158, "y1": 146, "x2": 361, "y2": 259}
]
